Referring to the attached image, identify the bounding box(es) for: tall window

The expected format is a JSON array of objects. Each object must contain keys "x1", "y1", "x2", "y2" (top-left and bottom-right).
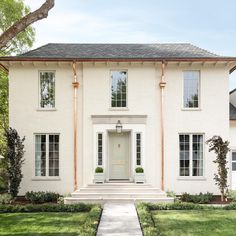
[
  {"x1": 179, "y1": 134, "x2": 204, "y2": 177},
  {"x1": 111, "y1": 71, "x2": 127, "y2": 108},
  {"x1": 136, "y1": 133, "x2": 141, "y2": 166},
  {"x1": 40, "y1": 71, "x2": 55, "y2": 108},
  {"x1": 97, "y1": 133, "x2": 103, "y2": 166},
  {"x1": 35, "y1": 134, "x2": 59, "y2": 177},
  {"x1": 232, "y1": 152, "x2": 236, "y2": 171},
  {"x1": 183, "y1": 71, "x2": 200, "y2": 108}
]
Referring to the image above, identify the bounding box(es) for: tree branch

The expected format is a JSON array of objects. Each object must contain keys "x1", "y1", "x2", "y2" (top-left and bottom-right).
[{"x1": 0, "y1": 0, "x2": 55, "y2": 50}]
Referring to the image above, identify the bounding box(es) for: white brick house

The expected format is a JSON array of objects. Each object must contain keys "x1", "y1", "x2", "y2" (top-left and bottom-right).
[{"x1": 1, "y1": 43, "x2": 236, "y2": 201}]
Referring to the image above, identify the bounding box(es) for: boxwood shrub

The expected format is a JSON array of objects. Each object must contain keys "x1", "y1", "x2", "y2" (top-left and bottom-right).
[
  {"x1": 25, "y1": 191, "x2": 60, "y2": 204},
  {"x1": 180, "y1": 192, "x2": 214, "y2": 204}
]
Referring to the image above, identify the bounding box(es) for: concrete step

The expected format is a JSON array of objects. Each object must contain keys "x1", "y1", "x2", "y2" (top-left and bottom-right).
[
  {"x1": 77, "y1": 187, "x2": 162, "y2": 193},
  {"x1": 64, "y1": 197, "x2": 174, "y2": 204},
  {"x1": 71, "y1": 192, "x2": 167, "y2": 198},
  {"x1": 87, "y1": 183, "x2": 152, "y2": 188}
]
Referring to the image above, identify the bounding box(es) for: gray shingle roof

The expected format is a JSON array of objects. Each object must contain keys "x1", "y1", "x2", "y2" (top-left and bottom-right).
[
  {"x1": 230, "y1": 103, "x2": 236, "y2": 120},
  {"x1": 17, "y1": 43, "x2": 220, "y2": 59}
]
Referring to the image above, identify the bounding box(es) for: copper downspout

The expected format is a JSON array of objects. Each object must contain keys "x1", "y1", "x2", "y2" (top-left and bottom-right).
[
  {"x1": 72, "y1": 61, "x2": 80, "y2": 191},
  {"x1": 160, "y1": 61, "x2": 166, "y2": 191}
]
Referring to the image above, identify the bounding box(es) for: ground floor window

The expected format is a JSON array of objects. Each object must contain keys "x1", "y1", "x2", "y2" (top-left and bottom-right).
[
  {"x1": 97, "y1": 133, "x2": 103, "y2": 166},
  {"x1": 232, "y1": 152, "x2": 236, "y2": 171},
  {"x1": 136, "y1": 133, "x2": 141, "y2": 166},
  {"x1": 179, "y1": 133, "x2": 204, "y2": 177},
  {"x1": 35, "y1": 134, "x2": 59, "y2": 177}
]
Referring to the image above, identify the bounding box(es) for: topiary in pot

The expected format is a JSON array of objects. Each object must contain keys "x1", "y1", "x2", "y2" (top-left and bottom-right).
[
  {"x1": 134, "y1": 167, "x2": 145, "y2": 183},
  {"x1": 94, "y1": 167, "x2": 104, "y2": 183}
]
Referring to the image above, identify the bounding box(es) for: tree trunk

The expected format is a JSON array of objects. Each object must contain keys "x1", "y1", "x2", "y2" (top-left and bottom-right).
[
  {"x1": 221, "y1": 189, "x2": 224, "y2": 202},
  {"x1": 0, "y1": 0, "x2": 55, "y2": 50}
]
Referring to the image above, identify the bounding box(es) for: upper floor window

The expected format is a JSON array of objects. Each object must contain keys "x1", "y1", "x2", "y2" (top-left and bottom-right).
[
  {"x1": 39, "y1": 71, "x2": 55, "y2": 108},
  {"x1": 111, "y1": 70, "x2": 127, "y2": 108},
  {"x1": 183, "y1": 71, "x2": 200, "y2": 108}
]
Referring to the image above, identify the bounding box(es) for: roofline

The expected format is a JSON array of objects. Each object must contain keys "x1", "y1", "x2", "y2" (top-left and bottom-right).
[
  {"x1": 1, "y1": 56, "x2": 236, "y2": 62},
  {"x1": 230, "y1": 89, "x2": 236, "y2": 95}
]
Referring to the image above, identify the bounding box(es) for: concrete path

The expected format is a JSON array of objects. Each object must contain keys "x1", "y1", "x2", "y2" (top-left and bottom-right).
[{"x1": 97, "y1": 202, "x2": 143, "y2": 236}]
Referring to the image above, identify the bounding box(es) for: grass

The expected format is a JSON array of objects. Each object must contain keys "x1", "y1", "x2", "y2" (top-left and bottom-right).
[
  {"x1": 0, "y1": 212, "x2": 100, "y2": 236},
  {"x1": 152, "y1": 210, "x2": 236, "y2": 236}
]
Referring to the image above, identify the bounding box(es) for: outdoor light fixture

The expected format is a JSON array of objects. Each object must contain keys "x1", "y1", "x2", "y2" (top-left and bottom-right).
[{"x1": 116, "y1": 120, "x2": 122, "y2": 133}]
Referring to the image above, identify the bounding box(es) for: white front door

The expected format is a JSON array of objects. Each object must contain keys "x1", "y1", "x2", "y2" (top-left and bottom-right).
[
  {"x1": 109, "y1": 132, "x2": 130, "y2": 180},
  {"x1": 232, "y1": 152, "x2": 236, "y2": 190}
]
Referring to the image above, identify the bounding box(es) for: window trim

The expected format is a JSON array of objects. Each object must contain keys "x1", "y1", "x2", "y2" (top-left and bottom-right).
[
  {"x1": 182, "y1": 70, "x2": 201, "y2": 110},
  {"x1": 178, "y1": 133, "x2": 205, "y2": 178},
  {"x1": 38, "y1": 70, "x2": 56, "y2": 110},
  {"x1": 33, "y1": 133, "x2": 60, "y2": 179},
  {"x1": 109, "y1": 69, "x2": 128, "y2": 110}
]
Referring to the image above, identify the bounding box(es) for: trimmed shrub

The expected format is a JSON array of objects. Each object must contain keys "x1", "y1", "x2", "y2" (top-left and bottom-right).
[
  {"x1": 135, "y1": 167, "x2": 144, "y2": 173},
  {"x1": 180, "y1": 192, "x2": 214, "y2": 204},
  {"x1": 226, "y1": 190, "x2": 236, "y2": 202},
  {"x1": 0, "y1": 193, "x2": 12, "y2": 204},
  {"x1": 0, "y1": 203, "x2": 98, "y2": 213},
  {"x1": 224, "y1": 203, "x2": 236, "y2": 210},
  {"x1": 95, "y1": 167, "x2": 103, "y2": 173},
  {"x1": 25, "y1": 191, "x2": 60, "y2": 204}
]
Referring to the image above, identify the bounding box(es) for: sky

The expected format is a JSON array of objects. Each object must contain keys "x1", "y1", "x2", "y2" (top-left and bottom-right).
[{"x1": 24, "y1": 0, "x2": 236, "y2": 90}]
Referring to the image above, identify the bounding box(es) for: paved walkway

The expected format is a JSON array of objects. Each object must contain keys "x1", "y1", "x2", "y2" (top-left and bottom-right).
[{"x1": 97, "y1": 202, "x2": 143, "y2": 236}]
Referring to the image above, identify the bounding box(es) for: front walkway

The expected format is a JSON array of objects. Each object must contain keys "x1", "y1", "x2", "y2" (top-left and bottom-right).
[{"x1": 97, "y1": 202, "x2": 143, "y2": 236}]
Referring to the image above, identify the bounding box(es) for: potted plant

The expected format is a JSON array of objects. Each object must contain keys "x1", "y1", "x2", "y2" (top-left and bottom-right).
[
  {"x1": 94, "y1": 167, "x2": 105, "y2": 183},
  {"x1": 134, "y1": 167, "x2": 145, "y2": 183}
]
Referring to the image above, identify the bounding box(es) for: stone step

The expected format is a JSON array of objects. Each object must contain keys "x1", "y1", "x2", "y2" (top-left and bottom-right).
[
  {"x1": 87, "y1": 183, "x2": 152, "y2": 188},
  {"x1": 64, "y1": 197, "x2": 174, "y2": 204},
  {"x1": 71, "y1": 192, "x2": 167, "y2": 198},
  {"x1": 77, "y1": 187, "x2": 162, "y2": 193}
]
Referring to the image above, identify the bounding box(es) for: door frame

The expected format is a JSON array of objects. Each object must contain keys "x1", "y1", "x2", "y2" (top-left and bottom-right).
[{"x1": 107, "y1": 130, "x2": 132, "y2": 181}]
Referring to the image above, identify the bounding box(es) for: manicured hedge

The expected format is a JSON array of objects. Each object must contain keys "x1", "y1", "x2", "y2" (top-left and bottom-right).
[
  {"x1": 25, "y1": 191, "x2": 60, "y2": 204},
  {"x1": 0, "y1": 203, "x2": 98, "y2": 213},
  {"x1": 180, "y1": 192, "x2": 214, "y2": 204}
]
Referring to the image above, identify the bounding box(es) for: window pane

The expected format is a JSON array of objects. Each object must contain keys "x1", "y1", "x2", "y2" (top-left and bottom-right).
[
  {"x1": 35, "y1": 135, "x2": 46, "y2": 176},
  {"x1": 97, "y1": 133, "x2": 103, "y2": 166},
  {"x1": 232, "y1": 162, "x2": 236, "y2": 171},
  {"x1": 49, "y1": 135, "x2": 59, "y2": 176},
  {"x1": 192, "y1": 135, "x2": 203, "y2": 176},
  {"x1": 179, "y1": 135, "x2": 190, "y2": 176},
  {"x1": 40, "y1": 72, "x2": 55, "y2": 108},
  {"x1": 111, "y1": 71, "x2": 127, "y2": 107},
  {"x1": 232, "y1": 152, "x2": 236, "y2": 161},
  {"x1": 136, "y1": 133, "x2": 141, "y2": 166},
  {"x1": 183, "y1": 71, "x2": 199, "y2": 108}
]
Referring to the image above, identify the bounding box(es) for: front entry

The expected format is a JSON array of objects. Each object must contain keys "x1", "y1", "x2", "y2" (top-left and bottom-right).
[{"x1": 109, "y1": 132, "x2": 130, "y2": 180}]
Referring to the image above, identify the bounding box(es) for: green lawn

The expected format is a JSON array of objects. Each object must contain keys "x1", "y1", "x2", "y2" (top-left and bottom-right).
[
  {"x1": 0, "y1": 212, "x2": 99, "y2": 236},
  {"x1": 152, "y1": 210, "x2": 236, "y2": 236}
]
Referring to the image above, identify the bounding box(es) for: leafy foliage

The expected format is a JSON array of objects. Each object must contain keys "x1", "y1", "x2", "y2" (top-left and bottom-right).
[
  {"x1": 0, "y1": 0, "x2": 35, "y2": 55},
  {"x1": 5, "y1": 128, "x2": 25, "y2": 198},
  {"x1": 25, "y1": 191, "x2": 61, "y2": 204},
  {"x1": 226, "y1": 190, "x2": 236, "y2": 202},
  {"x1": 135, "y1": 167, "x2": 144, "y2": 173},
  {"x1": 206, "y1": 136, "x2": 230, "y2": 201},
  {"x1": 0, "y1": 193, "x2": 12, "y2": 204},
  {"x1": 180, "y1": 192, "x2": 214, "y2": 204},
  {"x1": 0, "y1": 203, "x2": 99, "y2": 213},
  {"x1": 95, "y1": 167, "x2": 103, "y2": 173}
]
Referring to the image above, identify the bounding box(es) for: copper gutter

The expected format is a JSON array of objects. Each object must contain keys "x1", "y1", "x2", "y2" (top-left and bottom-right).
[
  {"x1": 72, "y1": 61, "x2": 79, "y2": 191},
  {"x1": 160, "y1": 61, "x2": 166, "y2": 191}
]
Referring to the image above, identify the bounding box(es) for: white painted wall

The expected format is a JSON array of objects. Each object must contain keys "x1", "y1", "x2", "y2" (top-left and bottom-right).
[{"x1": 9, "y1": 61, "x2": 230, "y2": 195}]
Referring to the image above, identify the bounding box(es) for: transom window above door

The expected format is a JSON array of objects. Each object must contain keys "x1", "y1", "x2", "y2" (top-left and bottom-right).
[{"x1": 111, "y1": 70, "x2": 127, "y2": 108}]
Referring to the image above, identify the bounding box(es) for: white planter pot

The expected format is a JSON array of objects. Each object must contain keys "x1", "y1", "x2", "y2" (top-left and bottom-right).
[
  {"x1": 134, "y1": 173, "x2": 145, "y2": 183},
  {"x1": 94, "y1": 173, "x2": 105, "y2": 183}
]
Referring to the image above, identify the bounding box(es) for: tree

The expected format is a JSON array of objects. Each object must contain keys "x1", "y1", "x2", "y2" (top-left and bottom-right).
[
  {"x1": 206, "y1": 136, "x2": 230, "y2": 201},
  {"x1": 5, "y1": 128, "x2": 25, "y2": 198},
  {"x1": 0, "y1": 0, "x2": 54, "y2": 52}
]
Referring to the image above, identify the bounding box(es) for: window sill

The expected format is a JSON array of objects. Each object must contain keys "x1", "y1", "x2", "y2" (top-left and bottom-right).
[
  {"x1": 36, "y1": 108, "x2": 57, "y2": 112},
  {"x1": 32, "y1": 177, "x2": 61, "y2": 181},
  {"x1": 177, "y1": 177, "x2": 206, "y2": 181},
  {"x1": 181, "y1": 108, "x2": 201, "y2": 111},
  {"x1": 109, "y1": 108, "x2": 129, "y2": 111}
]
